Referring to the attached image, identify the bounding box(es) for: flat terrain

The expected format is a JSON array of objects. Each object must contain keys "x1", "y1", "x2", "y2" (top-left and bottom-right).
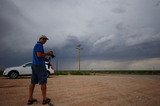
[{"x1": 0, "y1": 75, "x2": 160, "y2": 106}]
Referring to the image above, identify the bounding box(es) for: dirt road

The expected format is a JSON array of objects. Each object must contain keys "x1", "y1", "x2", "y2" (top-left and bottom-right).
[{"x1": 0, "y1": 75, "x2": 160, "y2": 106}]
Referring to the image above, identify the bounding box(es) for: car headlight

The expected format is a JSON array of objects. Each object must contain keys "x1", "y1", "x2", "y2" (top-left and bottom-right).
[
  {"x1": 3, "y1": 69, "x2": 9, "y2": 75},
  {"x1": 3, "y1": 71, "x2": 6, "y2": 75}
]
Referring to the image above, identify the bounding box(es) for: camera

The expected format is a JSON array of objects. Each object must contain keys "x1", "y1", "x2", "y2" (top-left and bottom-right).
[
  {"x1": 50, "y1": 51, "x2": 55, "y2": 58},
  {"x1": 45, "y1": 51, "x2": 55, "y2": 62}
]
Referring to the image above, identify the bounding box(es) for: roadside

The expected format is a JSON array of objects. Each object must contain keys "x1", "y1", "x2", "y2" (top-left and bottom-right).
[{"x1": 0, "y1": 75, "x2": 160, "y2": 106}]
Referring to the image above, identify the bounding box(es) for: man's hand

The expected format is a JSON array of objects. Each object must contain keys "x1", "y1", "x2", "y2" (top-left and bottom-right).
[
  {"x1": 46, "y1": 51, "x2": 53, "y2": 56},
  {"x1": 37, "y1": 51, "x2": 54, "y2": 57}
]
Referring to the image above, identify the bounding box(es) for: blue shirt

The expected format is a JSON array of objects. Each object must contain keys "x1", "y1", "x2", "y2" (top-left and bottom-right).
[{"x1": 32, "y1": 42, "x2": 45, "y2": 65}]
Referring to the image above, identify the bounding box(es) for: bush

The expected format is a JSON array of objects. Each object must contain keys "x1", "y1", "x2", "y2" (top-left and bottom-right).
[
  {"x1": 83, "y1": 71, "x2": 90, "y2": 75},
  {"x1": 69, "y1": 71, "x2": 91, "y2": 75},
  {"x1": 0, "y1": 71, "x2": 3, "y2": 76},
  {"x1": 52, "y1": 70, "x2": 160, "y2": 75},
  {"x1": 54, "y1": 71, "x2": 68, "y2": 75},
  {"x1": 70, "y1": 71, "x2": 84, "y2": 75}
]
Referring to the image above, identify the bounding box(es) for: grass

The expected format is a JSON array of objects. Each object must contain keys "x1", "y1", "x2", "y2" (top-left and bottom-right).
[
  {"x1": 53, "y1": 71, "x2": 68, "y2": 75},
  {"x1": 70, "y1": 71, "x2": 91, "y2": 75},
  {"x1": 53, "y1": 70, "x2": 160, "y2": 75},
  {"x1": 0, "y1": 70, "x2": 160, "y2": 76},
  {"x1": 53, "y1": 71, "x2": 91, "y2": 75}
]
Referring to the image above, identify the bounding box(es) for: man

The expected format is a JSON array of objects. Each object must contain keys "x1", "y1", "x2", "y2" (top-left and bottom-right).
[{"x1": 27, "y1": 35, "x2": 53, "y2": 105}]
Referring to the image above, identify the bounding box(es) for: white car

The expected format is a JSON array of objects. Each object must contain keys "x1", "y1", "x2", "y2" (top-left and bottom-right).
[{"x1": 3, "y1": 62, "x2": 54, "y2": 79}]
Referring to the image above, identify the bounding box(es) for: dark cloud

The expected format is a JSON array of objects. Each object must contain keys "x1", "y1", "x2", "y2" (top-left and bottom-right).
[
  {"x1": 0, "y1": 0, "x2": 160, "y2": 69},
  {"x1": 0, "y1": 0, "x2": 35, "y2": 52},
  {"x1": 111, "y1": 8, "x2": 126, "y2": 14},
  {"x1": 0, "y1": 1, "x2": 36, "y2": 67},
  {"x1": 155, "y1": 1, "x2": 160, "y2": 6},
  {"x1": 82, "y1": 38, "x2": 160, "y2": 60}
]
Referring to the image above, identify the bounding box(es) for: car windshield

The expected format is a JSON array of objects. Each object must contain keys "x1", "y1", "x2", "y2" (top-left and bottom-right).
[
  {"x1": 23, "y1": 62, "x2": 53, "y2": 68},
  {"x1": 23, "y1": 63, "x2": 32, "y2": 67}
]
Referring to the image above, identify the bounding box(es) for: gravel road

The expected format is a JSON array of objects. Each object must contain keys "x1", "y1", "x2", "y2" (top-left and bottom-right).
[{"x1": 0, "y1": 75, "x2": 160, "y2": 106}]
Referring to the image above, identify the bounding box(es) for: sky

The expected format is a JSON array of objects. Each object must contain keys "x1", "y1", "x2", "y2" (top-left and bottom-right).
[{"x1": 0, "y1": 0, "x2": 160, "y2": 70}]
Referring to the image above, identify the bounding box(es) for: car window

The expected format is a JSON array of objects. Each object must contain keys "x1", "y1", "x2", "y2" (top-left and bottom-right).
[{"x1": 24, "y1": 63, "x2": 32, "y2": 67}]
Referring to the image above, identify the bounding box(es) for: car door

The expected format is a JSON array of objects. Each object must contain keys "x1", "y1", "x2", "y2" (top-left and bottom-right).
[{"x1": 21, "y1": 63, "x2": 32, "y2": 75}]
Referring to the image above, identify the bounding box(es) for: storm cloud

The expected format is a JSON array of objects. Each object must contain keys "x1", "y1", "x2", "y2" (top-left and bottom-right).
[{"x1": 0, "y1": 0, "x2": 160, "y2": 70}]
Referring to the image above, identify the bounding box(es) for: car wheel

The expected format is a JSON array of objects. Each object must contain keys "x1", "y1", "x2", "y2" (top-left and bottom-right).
[
  {"x1": 47, "y1": 71, "x2": 50, "y2": 78},
  {"x1": 9, "y1": 71, "x2": 19, "y2": 79}
]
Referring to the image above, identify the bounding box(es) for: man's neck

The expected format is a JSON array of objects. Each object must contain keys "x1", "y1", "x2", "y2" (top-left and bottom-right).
[{"x1": 38, "y1": 41, "x2": 43, "y2": 44}]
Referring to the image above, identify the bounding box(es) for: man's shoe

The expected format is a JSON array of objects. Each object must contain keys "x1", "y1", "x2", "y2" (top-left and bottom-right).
[
  {"x1": 42, "y1": 97, "x2": 51, "y2": 105},
  {"x1": 27, "y1": 98, "x2": 37, "y2": 105}
]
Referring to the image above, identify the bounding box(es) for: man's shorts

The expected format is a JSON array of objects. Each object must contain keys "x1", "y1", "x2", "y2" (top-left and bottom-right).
[{"x1": 31, "y1": 65, "x2": 47, "y2": 84}]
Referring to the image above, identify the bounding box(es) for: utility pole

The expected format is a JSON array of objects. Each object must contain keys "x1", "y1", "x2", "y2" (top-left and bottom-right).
[
  {"x1": 76, "y1": 44, "x2": 83, "y2": 71},
  {"x1": 55, "y1": 51, "x2": 59, "y2": 71},
  {"x1": 56, "y1": 56, "x2": 58, "y2": 71}
]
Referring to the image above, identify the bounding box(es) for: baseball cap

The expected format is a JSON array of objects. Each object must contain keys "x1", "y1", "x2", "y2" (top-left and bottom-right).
[{"x1": 39, "y1": 35, "x2": 49, "y2": 40}]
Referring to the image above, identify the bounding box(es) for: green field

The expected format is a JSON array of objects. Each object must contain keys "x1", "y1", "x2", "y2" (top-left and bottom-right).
[
  {"x1": 53, "y1": 70, "x2": 160, "y2": 75},
  {"x1": 0, "y1": 70, "x2": 160, "y2": 76}
]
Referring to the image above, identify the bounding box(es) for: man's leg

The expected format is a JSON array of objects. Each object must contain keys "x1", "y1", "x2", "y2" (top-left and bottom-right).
[
  {"x1": 41, "y1": 83, "x2": 47, "y2": 100},
  {"x1": 39, "y1": 66, "x2": 50, "y2": 104},
  {"x1": 27, "y1": 65, "x2": 38, "y2": 105},
  {"x1": 41, "y1": 83, "x2": 51, "y2": 104},
  {"x1": 29, "y1": 84, "x2": 35, "y2": 100}
]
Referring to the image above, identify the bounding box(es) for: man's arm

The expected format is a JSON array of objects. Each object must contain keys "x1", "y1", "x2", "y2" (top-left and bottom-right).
[{"x1": 36, "y1": 52, "x2": 52, "y2": 57}]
